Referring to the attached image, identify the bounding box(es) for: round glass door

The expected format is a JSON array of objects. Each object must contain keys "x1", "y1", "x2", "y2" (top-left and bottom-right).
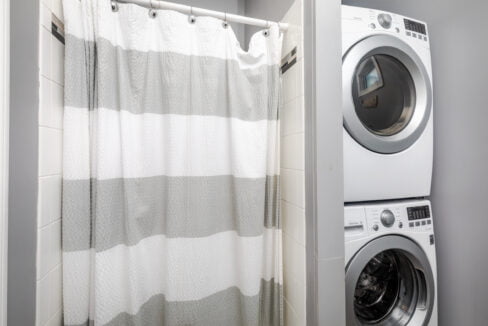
[
  {"x1": 343, "y1": 35, "x2": 432, "y2": 154},
  {"x1": 354, "y1": 250, "x2": 417, "y2": 324},
  {"x1": 346, "y1": 236, "x2": 435, "y2": 326},
  {"x1": 353, "y1": 55, "x2": 416, "y2": 136}
]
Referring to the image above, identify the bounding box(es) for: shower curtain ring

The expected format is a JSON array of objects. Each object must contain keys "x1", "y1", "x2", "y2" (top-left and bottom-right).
[
  {"x1": 189, "y1": 6, "x2": 196, "y2": 24},
  {"x1": 263, "y1": 21, "x2": 270, "y2": 37},
  {"x1": 148, "y1": 0, "x2": 157, "y2": 18},
  {"x1": 111, "y1": 0, "x2": 119, "y2": 12},
  {"x1": 222, "y1": 12, "x2": 228, "y2": 28}
]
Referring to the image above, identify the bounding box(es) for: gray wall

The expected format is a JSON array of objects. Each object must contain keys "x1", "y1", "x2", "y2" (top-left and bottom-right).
[
  {"x1": 170, "y1": 0, "x2": 246, "y2": 44},
  {"x1": 243, "y1": 0, "x2": 295, "y2": 46},
  {"x1": 344, "y1": 0, "x2": 488, "y2": 325},
  {"x1": 429, "y1": 3, "x2": 488, "y2": 325},
  {"x1": 8, "y1": 0, "x2": 39, "y2": 324}
]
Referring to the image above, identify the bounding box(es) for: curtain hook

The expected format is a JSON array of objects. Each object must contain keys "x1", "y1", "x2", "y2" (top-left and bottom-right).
[
  {"x1": 111, "y1": 0, "x2": 119, "y2": 12},
  {"x1": 189, "y1": 6, "x2": 196, "y2": 24},
  {"x1": 148, "y1": 0, "x2": 157, "y2": 18},
  {"x1": 222, "y1": 12, "x2": 228, "y2": 28},
  {"x1": 263, "y1": 20, "x2": 270, "y2": 37}
]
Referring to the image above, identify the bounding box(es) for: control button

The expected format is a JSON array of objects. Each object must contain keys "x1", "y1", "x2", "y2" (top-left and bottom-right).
[
  {"x1": 380, "y1": 209, "x2": 395, "y2": 227},
  {"x1": 412, "y1": 33, "x2": 417, "y2": 38},
  {"x1": 430, "y1": 234, "x2": 435, "y2": 245},
  {"x1": 377, "y1": 13, "x2": 392, "y2": 29},
  {"x1": 424, "y1": 36, "x2": 428, "y2": 41},
  {"x1": 395, "y1": 27, "x2": 400, "y2": 33},
  {"x1": 415, "y1": 221, "x2": 420, "y2": 226},
  {"x1": 373, "y1": 224, "x2": 379, "y2": 231},
  {"x1": 368, "y1": 23, "x2": 376, "y2": 29},
  {"x1": 422, "y1": 221, "x2": 426, "y2": 226},
  {"x1": 398, "y1": 222, "x2": 403, "y2": 229},
  {"x1": 406, "y1": 31, "x2": 411, "y2": 36},
  {"x1": 427, "y1": 220, "x2": 432, "y2": 225},
  {"x1": 409, "y1": 222, "x2": 414, "y2": 228}
]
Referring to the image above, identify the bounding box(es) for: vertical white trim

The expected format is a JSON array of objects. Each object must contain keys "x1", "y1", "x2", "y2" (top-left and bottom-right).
[{"x1": 0, "y1": 0, "x2": 9, "y2": 324}]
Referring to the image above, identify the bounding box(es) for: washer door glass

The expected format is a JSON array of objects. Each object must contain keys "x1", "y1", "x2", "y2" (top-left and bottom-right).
[
  {"x1": 354, "y1": 250, "x2": 417, "y2": 324},
  {"x1": 343, "y1": 35, "x2": 432, "y2": 154},
  {"x1": 353, "y1": 55, "x2": 416, "y2": 136},
  {"x1": 345, "y1": 236, "x2": 435, "y2": 326}
]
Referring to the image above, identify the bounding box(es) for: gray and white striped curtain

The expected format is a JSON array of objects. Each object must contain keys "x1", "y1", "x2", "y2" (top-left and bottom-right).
[{"x1": 62, "y1": 1, "x2": 283, "y2": 325}]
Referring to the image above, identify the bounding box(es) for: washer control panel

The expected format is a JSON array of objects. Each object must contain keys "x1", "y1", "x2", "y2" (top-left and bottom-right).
[
  {"x1": 407, "y1": 205, "x2": 432, "y2": 229},
  {"x1": 345, "y1": 201, "x2": 433, "y2": 240}
]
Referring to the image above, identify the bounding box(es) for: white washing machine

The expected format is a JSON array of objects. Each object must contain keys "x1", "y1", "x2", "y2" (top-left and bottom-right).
[
  {"x1": 342, "y1": 5, "x2": 434, "y2": 202},
  {"x1": 345, "y1": 200, "x2": 437, "y2": 326}
]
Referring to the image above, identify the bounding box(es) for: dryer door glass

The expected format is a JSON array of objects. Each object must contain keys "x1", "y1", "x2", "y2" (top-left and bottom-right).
[
  {"x1": 342, "y1": 35, "x2": 433, "y2": 154},
  {"x1": 353, "y1": 55, "x2": 416, "y2": 136}
]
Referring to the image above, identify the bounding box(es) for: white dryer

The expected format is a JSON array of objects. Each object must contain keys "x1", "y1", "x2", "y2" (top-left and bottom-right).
[
  {"x1": 342, "y1": 5, "x2": 434, "y2": 202},
  {"x1": 345, "y1": 200, "x2": 437, "y2": 326}
]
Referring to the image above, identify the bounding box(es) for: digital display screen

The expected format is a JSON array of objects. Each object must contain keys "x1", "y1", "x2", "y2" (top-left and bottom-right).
[
  {"x1": 407, "y1": 205, "x2": 431, "y2": 221},
  {"x1": 404, "y1": 19, "x2": 426, "y2": 35}
]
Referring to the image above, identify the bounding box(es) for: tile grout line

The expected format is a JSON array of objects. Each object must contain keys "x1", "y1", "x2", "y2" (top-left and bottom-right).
[
  {"x1": 39, "y1": 73, "x2": 65, "y2": 88},
  {"x1": 282, "y1": 93, "x2": 305, "y2": 106},
  {"x1": 281, "y1": 198, "x2": 306, "y2": 210},
  {"x1": 39, "y1": 125, "x2": 63, "y2": 131},
  {"x1": 283, "y1": 231, "x2": 306, "y2": 250},
  {"x1": 281, "y1": 130, "x2": 305, "y2": 137},
  {"x1": 282, "y1": 228, "x2": 305, "y2": 247},
  {"x1": 39, "y1": 173, "x2": 62, "y2": 178},
  {"x1": 38, "y1": 173, "x2": 62, "y2": 178},
  {"x1": 281, "y1": 167, "x2": 305, "y2": 172},
  {"x1": 283, "y1": 297, "x2": 300, "y2": 321},
  {"x1": 38, "y1": 218, "x2": 62, "y2": 231},
  {"x1": 39, "y1": 73, "x2": 64, "y2": 88},
  {"x1": 281, "y1": 198, "x2": 305, "y2": 210},
  {"x1": 37, "y1": 262, "x2": 62, "y2": 283}
]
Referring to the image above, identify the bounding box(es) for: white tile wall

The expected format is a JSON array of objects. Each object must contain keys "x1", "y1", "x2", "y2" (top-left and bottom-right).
[
  {"x1": 37, "y1": 1, "x2": 64, "y2": 325},
  {"x1": 280, "y1": 0, "x2": 306, "y2": 325},
  {"x1": 39, "y1": 127, "x2": 63, "y2": 176}
]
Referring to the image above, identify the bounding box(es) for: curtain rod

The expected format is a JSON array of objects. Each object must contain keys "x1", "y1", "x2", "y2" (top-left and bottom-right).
[{"x1": 112, "y1": 0, "x2": 289, "y2": 32}]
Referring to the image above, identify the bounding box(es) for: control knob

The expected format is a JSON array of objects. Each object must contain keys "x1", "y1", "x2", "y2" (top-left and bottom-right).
[
  {"x1": 380, "y1": 209, "x2": 395, "y2": 227},
  {"x1": 377, "y1": 13, "x2": 392, "y2": 29}
]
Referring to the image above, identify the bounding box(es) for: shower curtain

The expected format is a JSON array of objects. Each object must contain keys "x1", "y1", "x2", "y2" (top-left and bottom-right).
[{"x1": 62, "y1": 1, "x2": 283, "y2": 325}]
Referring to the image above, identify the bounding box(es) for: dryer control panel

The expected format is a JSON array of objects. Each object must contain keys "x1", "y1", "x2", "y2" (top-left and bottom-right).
[{"x1": 342, "y1": 5, "x2": 430, "y2": 42}]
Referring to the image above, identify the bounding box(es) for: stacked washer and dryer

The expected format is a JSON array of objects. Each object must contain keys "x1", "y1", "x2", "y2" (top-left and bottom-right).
[{"x1": 342, "y1": 5, "x2": 437, "y2": 326}]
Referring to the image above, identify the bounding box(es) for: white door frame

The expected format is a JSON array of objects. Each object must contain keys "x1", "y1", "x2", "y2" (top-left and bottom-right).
[{"x1": 0, "y1": 0, "x2": 9, "y2": 324}]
